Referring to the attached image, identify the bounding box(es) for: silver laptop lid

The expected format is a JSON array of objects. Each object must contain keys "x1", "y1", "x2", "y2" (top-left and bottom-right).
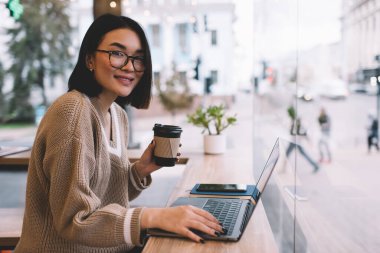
[{"x1": 255, "y1": 138, "x2": 280, "y2": 197}]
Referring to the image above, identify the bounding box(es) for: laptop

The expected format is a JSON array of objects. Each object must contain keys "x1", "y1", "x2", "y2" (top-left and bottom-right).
[{"x1": 147, "y1": 138, "x2": 280, "y2": 241}]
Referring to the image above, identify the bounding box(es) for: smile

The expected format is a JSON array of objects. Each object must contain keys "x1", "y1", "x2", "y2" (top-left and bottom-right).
[{"x1": 114, "y1": 75, "x2": 134, "y2": 85}]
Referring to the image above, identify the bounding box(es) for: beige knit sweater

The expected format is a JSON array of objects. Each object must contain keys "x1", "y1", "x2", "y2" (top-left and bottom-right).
[{"x1": 15, "y1": 90, "x2": 151, "y2": 253}]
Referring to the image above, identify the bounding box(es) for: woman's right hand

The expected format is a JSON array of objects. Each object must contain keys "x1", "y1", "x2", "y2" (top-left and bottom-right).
[{"x1": 141, "y1": 206, "x2": 224, "y2": 243}]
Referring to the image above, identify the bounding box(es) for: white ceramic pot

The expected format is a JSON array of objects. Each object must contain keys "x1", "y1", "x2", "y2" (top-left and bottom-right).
[{"x1": 204, "y1": 134, "x2": 226, "y2": 154}]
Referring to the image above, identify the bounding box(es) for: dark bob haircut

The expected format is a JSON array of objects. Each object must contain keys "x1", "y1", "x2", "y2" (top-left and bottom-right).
[{"x1": 68, "y1": 14, "x2": 152, "y2": 109}]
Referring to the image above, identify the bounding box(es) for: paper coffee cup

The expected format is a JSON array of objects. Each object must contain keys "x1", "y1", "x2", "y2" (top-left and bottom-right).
[{"x1": 153, "y1": 124, "x2": 182, "y2": 166}]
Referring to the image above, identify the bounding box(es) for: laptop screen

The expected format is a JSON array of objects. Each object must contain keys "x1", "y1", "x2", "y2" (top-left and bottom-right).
[{"x1": 255, "y1": 138, "x2": 280, "y2": 195}]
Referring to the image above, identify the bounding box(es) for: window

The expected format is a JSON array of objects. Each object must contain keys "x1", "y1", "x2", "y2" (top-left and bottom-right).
[
  {"x1": 136, "y1": 0, "x2": 145, "y2": 6},
  {"x1": 153, "y1": 71, "x2": 161, "y2": 87},
  {"x1": 252, "y1": 1, "x2": 380, "y2": 252},
  {"x1": 178, "y1": 23, "x2": 188, "y2": 53},
  {"x1": 151, "y1": 24, "x2": 161, "y2": 47},
  {"x1": 179, "y1": 71, "x2": 187, "y2": 85},
  {"x1": 204, "y1": 14, "x2": 208, "y2": 32},
  {"x1": 211, "y1": 30, "x2": 217, "y2": 46},
  {"x1": 210, "y1": 70, "x2": 218, "y2": 84}
]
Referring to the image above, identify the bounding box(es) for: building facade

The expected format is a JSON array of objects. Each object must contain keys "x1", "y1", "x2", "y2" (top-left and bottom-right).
[
  {"x1": 122, "y1": 0, "x2": 236, "y2": 95},
  {"x1": 342, "y1": 0, "x2": 380, "y2": 84}
]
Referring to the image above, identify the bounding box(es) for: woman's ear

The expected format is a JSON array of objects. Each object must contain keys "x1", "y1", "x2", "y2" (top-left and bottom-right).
[{"x1": 86, "y1": 54, "x2": 94, "y2": 72}]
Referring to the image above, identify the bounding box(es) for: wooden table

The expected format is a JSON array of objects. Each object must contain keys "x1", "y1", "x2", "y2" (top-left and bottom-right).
[
  {"x1": 0, "y1": 149, "x2": 278, "y2": 252},
  {"x1": 143, "y1": 147, "x2": 278, "y2": 253},
  {"x1": 0, "y1": 208, "x2": 24, "y2": 250},
  {"x1": 0, "y1": 151, "x2": 29, "y2": 249},
  {"x1": 0, "y1": 150, "x2": 30, "y2": 168}
]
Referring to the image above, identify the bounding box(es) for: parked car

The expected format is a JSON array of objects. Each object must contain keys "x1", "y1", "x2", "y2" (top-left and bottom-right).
[
  {"x1": 349, "y1": 83, "x2": 368, "y2": 93},
  {"x1": 349, "y1": 82, "x2": 378, "y2": 95},
  {"x1": 296, "y1": 86, "x2": 317, "y2": 102},
  {"x1": 318, "y1": 79, "x2": 349, "y2": 99},
  {"x1": 296, "y1": 78, "x2": 349, "y2": 101}
]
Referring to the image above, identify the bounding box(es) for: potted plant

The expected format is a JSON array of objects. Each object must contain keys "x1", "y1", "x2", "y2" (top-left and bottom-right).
[{"x1": 187, "y1": 104, "x2": 237, "y2": 154}]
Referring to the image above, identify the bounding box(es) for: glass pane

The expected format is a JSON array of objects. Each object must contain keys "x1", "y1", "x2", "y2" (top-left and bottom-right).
[
  {"x1": 253, "y1": 0, "x2": 298, "y2": 251},
  {"x1": 254, "y1": 0, "x2": 380, "y2": 252}
]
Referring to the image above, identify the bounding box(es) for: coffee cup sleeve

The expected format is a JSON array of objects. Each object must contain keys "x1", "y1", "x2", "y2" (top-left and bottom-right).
[{"x1": 154, "y1": 136, "x2": 181, "y2": 158}]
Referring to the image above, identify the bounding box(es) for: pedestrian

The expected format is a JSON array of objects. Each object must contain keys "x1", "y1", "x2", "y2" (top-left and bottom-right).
[
  {"x1": 286, "y1": 106, "x2": 319, "y2": 172},
  {"x1": 15, "y1": 14, "x2": 222, "y2": 253},
  {"x1": 367, "y1": 112, "x2": 379, "y2": 153},
  {"x1": 318, "y1": 107, "x2": 332, "y2": 163}
]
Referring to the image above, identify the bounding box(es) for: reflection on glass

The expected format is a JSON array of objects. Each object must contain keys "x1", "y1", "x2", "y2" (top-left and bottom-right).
[{"x1": 254, "y1": 0, "x2": 380, "y2": 252}]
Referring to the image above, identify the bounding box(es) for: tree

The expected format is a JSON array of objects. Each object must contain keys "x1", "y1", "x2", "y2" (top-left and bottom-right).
[
  {"x1": 5, "y1": 0, "x2": 73, "y2": 122},
  {"x1": 155, "y1": 63, "x2": 194, "y2": 119},
  {"x1": 0, "y1": 62, "x2": 6, "y2": 123}
]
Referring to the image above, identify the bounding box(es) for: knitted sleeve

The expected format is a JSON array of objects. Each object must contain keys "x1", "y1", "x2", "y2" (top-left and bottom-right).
[
  {"x1": 128, "y1": 162, "x2": 152, "y2": 201},
  {"x1": 41, "y1": 94, "x2": 142, "y2": 247}
]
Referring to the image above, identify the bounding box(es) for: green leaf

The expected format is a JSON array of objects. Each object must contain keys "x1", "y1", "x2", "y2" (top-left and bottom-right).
[{"x1": 187, "y1": 104, "x2": 237, "y2": 135}]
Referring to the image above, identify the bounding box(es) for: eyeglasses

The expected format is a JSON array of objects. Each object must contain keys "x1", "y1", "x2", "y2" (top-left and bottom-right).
[{"x1": 96, "y1": 49, "x2": 145, "y2": 72}]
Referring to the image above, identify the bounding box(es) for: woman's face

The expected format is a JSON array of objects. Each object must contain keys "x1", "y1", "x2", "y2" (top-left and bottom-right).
[{"x1": 88, "y1": 28, "x2": 144, "y2": 100}]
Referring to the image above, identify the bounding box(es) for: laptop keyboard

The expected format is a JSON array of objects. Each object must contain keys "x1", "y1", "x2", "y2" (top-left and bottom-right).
[{"x1": 203, "y1": 199, "x2": 242, "y2": 236}]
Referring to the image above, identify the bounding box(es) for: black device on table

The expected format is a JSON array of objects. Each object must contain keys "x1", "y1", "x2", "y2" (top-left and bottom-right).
[{"x1": 196, "y1": 183, "x2": 248, "y2": 193}]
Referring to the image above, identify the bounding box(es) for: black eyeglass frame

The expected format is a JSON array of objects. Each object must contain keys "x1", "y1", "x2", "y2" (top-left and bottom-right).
[{"x1": 96, "y1": 49, "x2": 146, "y2": 72}]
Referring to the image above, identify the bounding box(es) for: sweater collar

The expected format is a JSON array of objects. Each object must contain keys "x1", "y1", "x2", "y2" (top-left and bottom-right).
[{"x1": 89, "y1": 97, "x2": 122, "y2": 157}]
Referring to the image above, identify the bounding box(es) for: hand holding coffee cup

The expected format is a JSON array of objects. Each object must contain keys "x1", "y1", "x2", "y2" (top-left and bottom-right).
[{"x1": 153, "y1": 124, "x2": 182, "y2": 166}]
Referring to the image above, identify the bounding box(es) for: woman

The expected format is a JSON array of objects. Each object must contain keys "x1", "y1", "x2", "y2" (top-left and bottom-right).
[{"x1": 15, "y1": 14, "x2": 222, "y2": 253}]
